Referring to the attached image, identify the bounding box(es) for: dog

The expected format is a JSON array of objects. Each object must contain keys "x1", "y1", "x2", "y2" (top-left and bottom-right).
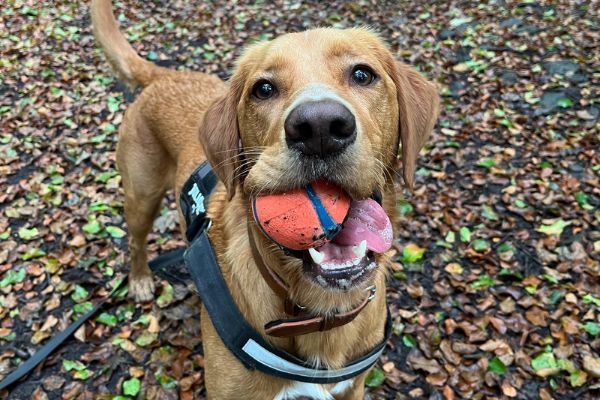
[{"x1": 91, "y1": 0, "x2": 439, "y2": 398}]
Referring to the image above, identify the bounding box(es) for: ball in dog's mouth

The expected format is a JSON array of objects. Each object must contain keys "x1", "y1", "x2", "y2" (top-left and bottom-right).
[{"x1": 301, "y1": 197, "x2": 392, "y2": 291}]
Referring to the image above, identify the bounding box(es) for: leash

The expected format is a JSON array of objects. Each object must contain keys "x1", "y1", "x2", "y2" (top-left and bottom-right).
[{"x1": 0, "y1": 247, "x2": 187, "y2": 391}]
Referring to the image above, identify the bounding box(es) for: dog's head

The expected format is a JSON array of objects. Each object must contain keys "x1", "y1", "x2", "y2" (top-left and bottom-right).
[{"x1": 201, "y1": 28, "x2": 439, "y2": 299}]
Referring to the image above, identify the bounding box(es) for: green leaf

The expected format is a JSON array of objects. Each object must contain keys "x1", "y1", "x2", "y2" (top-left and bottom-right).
[
  {"x1": 531, "y1": 352, "x2": 558, "y2": 371},
  {"x1": 557, "y1": 97, "x2": 573, "y2": 108},
  {"x1": 95, "y1": 312, "x2": 118, "y2": 327},
  {"x1": 18, "y1": 226, "x2": 39, "y2": 240},
  {"x1": 481, "y1": 204, "x2": 498, "y2": 221},
  {"x1": 582, "y1": 322, "x2": 600, "y2": 336},
  {"x1": 83, "y1": 219, "x2": 102, "y2": 235},
  {"x1": 477, "y1": 157, "x2": 495, "y2": 168},
  {"x1": 0, "y1": 268, "x2": 26, "y2": 288},
  {"x1": 548, "y1": 290, "x2": 563, "y2": 305},
  {"x1": 493, "y1": 108, "x2": 505, "y2": 117},
  {"x1": 157, "y1": 283, "x2": 174, "y2": 308},
  {"x1": 73, "y1": 369, "x2": 92, "y2": 380},
  {"x1": 445, "y1": 231, "x2": 455, "y2": 244},
  {"x1": 135, "y1": 331, "x2": 157, "y2": 347},
  {"x1": 73, "y1": 302, "x2": 94, "y2": 316},
  {"x1": 470, "y1": 274, "x2": 495, "y2": 289},
  {"x1": 582, "y1": 294, "x2": 600, "y2": 307},
  {"x1": 514, "y1": 199, "x2": 527, "y2": 208},
  {"x1": 537, "y1": 219, "x2": 571, "y2": 236},
  {"x1": 63, "y1": 359, "x2": 86, "y2": 372},
  {"x1": 459, "y1": 227, "x2": 471, "y2": 243},
  {"x1": 402, "y1": 334, "x2": 417, "y2": 348},
  {"x1": 71, "y1": 284, "x2": 89, "y2": 302},
  {"x1": 22, "y1": 247, "x2": 46, "y2": 261},
  {"x1": 402, "y1": 243, "x2": 425, "y2": 263},
  {"x1": 575, "y1": 191, "x2": 593, "y2": 210},
  {"x1": 123, "y1": 377, "x2": 141, "y2": 396},
  {"x1": 106, "y1": 226, "x2": 126, "y2": 239},
  {"x1": 488, "y1": 357, "x2": 507, "y2": 375},
  {"x1": 570, "y1": 369, "x2": 587, "y2": 387},
  {"x1": 472, "y1": 239, "x2": 489, "y2": 252},
  {"x1": 397, "y1": 199, "x2": 413, "y2": 215},
  {"x1": 365, "y1": 367, "x2": 386, "y2": 387},
  {"x1": 107, "y1": 96, "x2": 121, "y2": 113},
  {"x1": 95, "y1": 170, "x2": 117, "y2": 183},
  {"x1": 147, "y1": 50, "x2": 158, "y2": 61},
  {"x1": 155, "y1": 371, "x2": 177, "y2": 389}
]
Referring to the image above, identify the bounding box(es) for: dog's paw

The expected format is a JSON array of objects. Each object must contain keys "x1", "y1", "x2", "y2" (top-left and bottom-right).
[{"x1": 129, "y1": 275, "x2": 156, "y2": 302}]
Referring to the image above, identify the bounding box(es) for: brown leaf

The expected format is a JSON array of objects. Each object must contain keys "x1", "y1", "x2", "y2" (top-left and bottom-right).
[
  {"x1": 42, "y1": 375, "x2": 65, "y2": 391},
  {"x1": 501, "y1": 380, "x2": 517, "y2": 397},
  {"x1": 583, "y1": 356, "x2": 600, "y2": 378},
  {"x1": 32, "y1": 387, "x2": 49, "y2": 400},
  {"x1": 407, "y1": 349, "x2": 442, "y2": 374}
]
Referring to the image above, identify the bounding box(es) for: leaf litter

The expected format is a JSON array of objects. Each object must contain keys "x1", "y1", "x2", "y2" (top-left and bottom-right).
[{"x1": 1, "y1": 0, "x2": 598, "y2": 399}]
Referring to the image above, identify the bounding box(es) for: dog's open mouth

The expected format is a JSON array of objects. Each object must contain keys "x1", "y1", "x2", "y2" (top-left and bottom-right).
[{"x1": 301, "y1": 197, "x2": 392, "y2": 290}]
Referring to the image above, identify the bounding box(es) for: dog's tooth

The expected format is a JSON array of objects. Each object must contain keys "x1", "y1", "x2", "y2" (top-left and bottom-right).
[
  {"x1": 308, "y1": 247, "x2": 325, "y2": 264},
  {"x1": 352, "y1": 240, "x2": 367, "y2": 258}
]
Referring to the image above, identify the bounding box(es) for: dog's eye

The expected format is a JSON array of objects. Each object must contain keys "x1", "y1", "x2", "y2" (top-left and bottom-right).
[
  {"x1": 351, "y1": 66, "x2": 376, "y2": 86},
  {"x1": 252, "y1": 80, "x2": 277, "y2": 100}
]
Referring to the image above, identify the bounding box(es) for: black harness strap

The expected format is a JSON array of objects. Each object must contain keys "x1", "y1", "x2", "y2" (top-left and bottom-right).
[{"x1": 184, "y1": 231, "x2": 391, "y2": 383}]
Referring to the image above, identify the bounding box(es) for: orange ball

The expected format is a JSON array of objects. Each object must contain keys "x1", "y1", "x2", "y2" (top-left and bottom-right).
[{"x1": 251, "y1": 180, "x2": 351, "y2": 250}]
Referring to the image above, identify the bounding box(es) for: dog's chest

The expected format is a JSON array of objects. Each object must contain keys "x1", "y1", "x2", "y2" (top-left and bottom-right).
[{"x1": 273, "y1": 379, "x2": 354, "y2": 400}]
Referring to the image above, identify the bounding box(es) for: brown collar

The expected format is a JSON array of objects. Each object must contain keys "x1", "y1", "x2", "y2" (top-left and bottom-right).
[{"x1": 247, "y1": 222, "x2": 376, "y2": 338}]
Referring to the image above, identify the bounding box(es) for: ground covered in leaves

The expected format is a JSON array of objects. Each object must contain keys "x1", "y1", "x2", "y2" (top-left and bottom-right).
[{"x1": 1, "y1": 0, "x2": 599, "y2": 399}]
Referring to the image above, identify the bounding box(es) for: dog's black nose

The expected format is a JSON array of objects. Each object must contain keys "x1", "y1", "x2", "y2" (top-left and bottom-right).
[{"x1": 285, "y1": 100, "x2": 356, "y2": 157}]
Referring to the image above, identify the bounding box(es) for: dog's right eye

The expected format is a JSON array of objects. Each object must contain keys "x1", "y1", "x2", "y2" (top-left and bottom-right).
[{"x1": 252, "y1": 80, "x2": 277, "y2": 100}]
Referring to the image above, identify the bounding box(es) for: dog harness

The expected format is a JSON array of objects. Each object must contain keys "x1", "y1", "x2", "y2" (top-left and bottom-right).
[{"x1": 180, "y1": 161, "x2": 392, "y2": 384}]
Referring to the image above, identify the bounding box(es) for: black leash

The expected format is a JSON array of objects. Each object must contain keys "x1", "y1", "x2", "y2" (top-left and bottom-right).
[{"x1": 0, "y1": 247, "x2": 186, "y2": 392}]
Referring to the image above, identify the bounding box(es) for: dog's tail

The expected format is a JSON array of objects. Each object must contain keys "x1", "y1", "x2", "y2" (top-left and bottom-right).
[{"x1": 91, "y1": 0, "x2": 168, "y2": 88}]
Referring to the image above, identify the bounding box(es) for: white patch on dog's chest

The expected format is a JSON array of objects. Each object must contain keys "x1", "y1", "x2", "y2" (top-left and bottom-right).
[{"x1": 273, "y1": 379, "x2": 354, "y2": 400}]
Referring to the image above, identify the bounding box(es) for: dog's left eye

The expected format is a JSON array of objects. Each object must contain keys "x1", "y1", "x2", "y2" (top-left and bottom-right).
[
  {"x1": 252, "y1": 80, "x2": 277, "y2": 100},
  {"x1": 351, "y1": 66, "x2": 377, "y2": 86}
]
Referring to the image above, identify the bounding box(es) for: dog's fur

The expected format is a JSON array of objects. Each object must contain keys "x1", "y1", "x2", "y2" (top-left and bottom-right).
[{"x1": 91, "y1": 1, "x2": 439, "y2": 398}]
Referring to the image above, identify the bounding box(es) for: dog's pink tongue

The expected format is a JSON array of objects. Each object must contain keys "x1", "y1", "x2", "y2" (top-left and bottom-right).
[{"x1": 332, "y1": 199, "x2": 392, "y2": 253}]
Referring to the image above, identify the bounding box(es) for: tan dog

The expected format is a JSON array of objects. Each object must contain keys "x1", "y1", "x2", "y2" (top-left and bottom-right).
[{"x1": 91, "y1": 0, "x2": 439, "y2": 398}]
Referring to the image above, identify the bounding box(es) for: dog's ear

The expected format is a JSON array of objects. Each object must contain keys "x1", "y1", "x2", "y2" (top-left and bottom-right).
[
  {"x1": 390, "y1": 62, "x2": 440, "y2": 190},
  {"x1": 200, "y1": 84, "x2": 243, "y2": 200}
]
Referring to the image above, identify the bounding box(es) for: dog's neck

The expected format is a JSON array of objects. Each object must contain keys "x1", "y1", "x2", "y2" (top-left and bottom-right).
[{"x1": 207, "y1": 188, "x2": 387, "y2": 369}]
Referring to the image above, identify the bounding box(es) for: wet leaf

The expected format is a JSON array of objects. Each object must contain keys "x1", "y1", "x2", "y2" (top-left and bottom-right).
[
  {"x1": 402, "y1": 243, "x2": 425, "y2": 263},
  {"x1": 106, "y1": 226, "x2": 126, "y2": 239},
  {"x1": 581, "y1": 322, "x2": 600, "y2": 336},
  {"x1": 18, "y1": 226, "x2": 39, "y2": 240},
  {"x1": 537, "y1": 219, "x2": 571, "y2": 236},
  {"x1": 459, "y1": 227, "x2": 471, "y2": 243},
  {"x1": 365, "y1": 367, "x2": 386, "y2": 387},
  {"x1": 123, "y1": 377, "x2": 141, "y2": 396},
  {"x1": 0, "y1": 268, "x2": 26, "y2": 288},
  {"x1": 488, "y1": 357, "x2": 507, "y2": 375},
  {"x1": 95, "y1": 312, "x2": 118, "y2": 327}
]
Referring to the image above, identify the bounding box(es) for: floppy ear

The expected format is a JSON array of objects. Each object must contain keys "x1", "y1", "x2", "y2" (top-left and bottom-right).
[
  {"x1": 200, "y1": 86, "x2": 242, "y2": 200},
  {"x1": 392, "y1": 62, "x2": 440, "y2": 190}
]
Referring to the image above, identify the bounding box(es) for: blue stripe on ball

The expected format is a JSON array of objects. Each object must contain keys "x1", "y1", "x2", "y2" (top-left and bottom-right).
[{"x1": 305, "y1": 184, "x2": 341, "y2": 240}]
